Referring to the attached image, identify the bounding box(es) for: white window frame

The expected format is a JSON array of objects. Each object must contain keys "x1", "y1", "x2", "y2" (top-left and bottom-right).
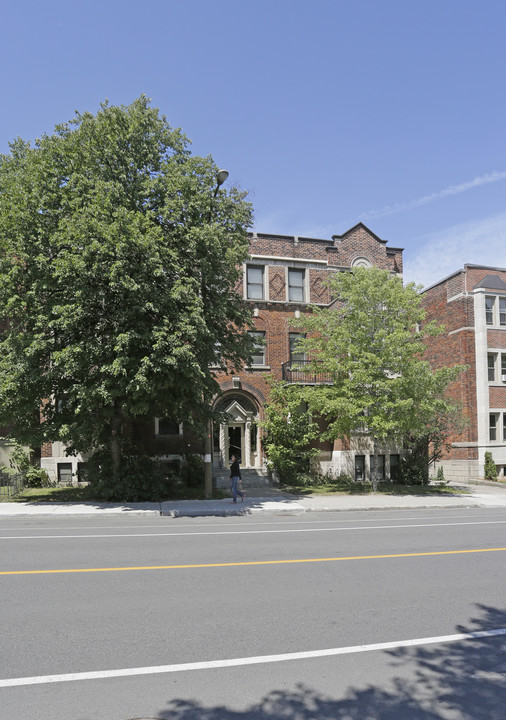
[
  {"x1": 488, "y1": 353, "x2": 497, "y2": 382},
  {"x1": 246, "y1": 265, "x2": 265, "y2": 300},
  {"x1": 287, "y1": 268, "x2": 306, "y2": 303},
  {"x1": 485, "y1": 296, "x2": 495, "y2": 325},
  {"x1": 248, "y1": 330, "x2": 266, "y2": 366},
  {"x1": 489, "y1": 413, "x2": 499, "y2": 441},
  {"x1": 500, "y1": 297, "x2": 506, "y2": 326},
  {"x1": 289, "y1": 332, "x2": 306, "y2": 366}
]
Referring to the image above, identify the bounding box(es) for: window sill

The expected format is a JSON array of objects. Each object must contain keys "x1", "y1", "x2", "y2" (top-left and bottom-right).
[{"x1": 246, "y1": 365, "x2": 271, "y2": 371}]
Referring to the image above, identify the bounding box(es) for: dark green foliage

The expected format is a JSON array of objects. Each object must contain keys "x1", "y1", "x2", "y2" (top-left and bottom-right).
[
  {"x1": 484, "y1": 451, "x2": 497, "y2": 481},
  {"x1": 0, "y1": 97, "x2": 254, "y2": 491},
  {"x1": 180, "y1": 454, "x2": 204, "y2": 488},
  {"x1": 86, "y1": 450, "x2": 177, "y2": 502},
  {"x1": 398, "y1": 451, "x2": 430, "y2": 485},
  {"x1": 290, "y1": 471, "x2": 354, "y2": 488}
]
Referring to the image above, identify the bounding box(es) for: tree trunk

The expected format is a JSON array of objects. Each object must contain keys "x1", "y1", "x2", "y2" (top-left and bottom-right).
[
  {"x1": 110, "y1": 405, "x2": 124, "y2": 483},
  {"x1": 372, "y1": 441, "x2": 378, "y2": 492}
]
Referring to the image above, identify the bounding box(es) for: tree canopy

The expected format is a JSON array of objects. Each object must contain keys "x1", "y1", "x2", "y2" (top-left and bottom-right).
[
  {"x1": 0, "y1": 96, "x2": 253, "y2": 481},
  {"x1": 276, "y1": 267, "x2": 466, "y2": 482}
]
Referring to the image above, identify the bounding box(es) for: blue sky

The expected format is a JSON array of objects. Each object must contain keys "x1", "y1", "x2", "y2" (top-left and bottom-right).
[{"x1": 2, "y1": 0, "x2": 505, "y2": 288}]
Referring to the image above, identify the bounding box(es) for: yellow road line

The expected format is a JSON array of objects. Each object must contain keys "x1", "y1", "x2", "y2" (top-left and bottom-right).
[{"x1": 2, "y1": 547, "x2": 506, "y2": 575}]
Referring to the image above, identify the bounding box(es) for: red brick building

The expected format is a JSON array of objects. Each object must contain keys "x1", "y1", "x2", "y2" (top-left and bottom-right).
[
  {"x1": 212, "y1": 223, "x2": 403, "y2": 483},
  {"x1": 40, "y1": 222, "x2": 404, "y2": 485},
  {"x1": 422, "y1": 265, "x2": 506, "y2": 481}
]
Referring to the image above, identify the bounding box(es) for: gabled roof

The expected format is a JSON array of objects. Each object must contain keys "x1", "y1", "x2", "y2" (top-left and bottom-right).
[
  {"x1": 332, "y1": 222, "x2": 387, "y2": 245},
  {"x1": 473, "y1": 274, "x2": 506, "y2": 291}
]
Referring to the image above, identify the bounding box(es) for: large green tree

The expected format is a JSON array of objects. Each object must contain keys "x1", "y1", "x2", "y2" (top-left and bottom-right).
[
  {"x1": 0, "y1": 96, "x2": 253, "y2": 482},
  {"x1": 286, "y1": 267, "x2": 466, "y2": 486}
]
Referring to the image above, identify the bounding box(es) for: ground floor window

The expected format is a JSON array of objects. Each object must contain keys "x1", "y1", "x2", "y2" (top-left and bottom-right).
[
  {"x1": 155, "y1": 418, "x2": 180, "y2": 436},
  {"x1": 57, "y1": 463, "x2": 73, "y2": 484},
  {"x1": 390, "y1": 454, "x2": 400, "y2": 481},
  {"x1": 370, "y1": 454, "x2": 385, "y2": 482},
  {"x1": 355, "y1": 455, "x2": 365, "y2": 481},
  {"x1": 489, "y1": 413, "x2": 498, "y2": 441}
]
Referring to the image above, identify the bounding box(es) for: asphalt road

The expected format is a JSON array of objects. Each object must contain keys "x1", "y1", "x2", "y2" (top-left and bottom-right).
[{"x1": 1, "y1": 507, "x2": 505, "y2": 720}]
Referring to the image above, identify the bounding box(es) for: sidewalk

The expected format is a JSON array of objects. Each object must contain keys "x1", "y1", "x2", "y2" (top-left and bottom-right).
[{"x1": 1, "y1": 482, "x2": 505, "y2": 517}]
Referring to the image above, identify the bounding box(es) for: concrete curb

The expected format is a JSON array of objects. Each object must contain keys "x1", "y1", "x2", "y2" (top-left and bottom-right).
[
  {"x1": 1, "y1": 484, "x2": 506, "y2": 517},
  {"x1": 301, "y1": 502, "x2": 479, "y2": 512}
]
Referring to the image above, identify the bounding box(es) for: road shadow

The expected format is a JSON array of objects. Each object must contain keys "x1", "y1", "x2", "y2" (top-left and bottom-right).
[{"x1": 153, "y1": 604, "x2": 506, "y2": 719}]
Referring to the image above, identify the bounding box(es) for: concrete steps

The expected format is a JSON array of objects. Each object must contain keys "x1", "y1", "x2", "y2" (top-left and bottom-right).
[{"x1": 213, "y1": 467, "x2": 272, "y2": 489}]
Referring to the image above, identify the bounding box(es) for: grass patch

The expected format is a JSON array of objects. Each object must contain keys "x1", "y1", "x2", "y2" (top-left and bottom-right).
[
  {"x1": 1, "y1": 485, "x2": 228, "y2": 503},
  {"x1": 3, "y1": 486, "x2": 92, "y2": 503},
  {"x1": 283, "y1": 481, "x2": 469, "y2": 497}
]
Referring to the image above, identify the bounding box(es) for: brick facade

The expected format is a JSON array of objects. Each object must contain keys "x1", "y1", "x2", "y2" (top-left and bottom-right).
[
  {"x1": 211, "y1": 223, "x2": 404, "y2": 482},
  {"x1": 422, "y1": 265, "x2": 506, "y2": 480},
  {"x1": 41, "y1": 223, "x2": 406, "y2": 484}
]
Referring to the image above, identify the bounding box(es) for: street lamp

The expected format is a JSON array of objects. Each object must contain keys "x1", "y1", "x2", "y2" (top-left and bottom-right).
[
  {"x1": 214, "y1": 169, "x2": 229, "y2": 197},
  {"x1": 204, "y1": 169, "x2": 229, "y2": 499}
]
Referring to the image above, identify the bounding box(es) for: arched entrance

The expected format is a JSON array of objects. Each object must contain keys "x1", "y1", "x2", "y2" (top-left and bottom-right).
[{"x1": 214, "y1": 393, "x2": 261, "y2": 468}]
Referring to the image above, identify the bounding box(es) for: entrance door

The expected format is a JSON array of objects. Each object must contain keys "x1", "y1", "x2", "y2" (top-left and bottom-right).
[{"x1": 228, "y1": 425, "x2": 244, "y2": 466}]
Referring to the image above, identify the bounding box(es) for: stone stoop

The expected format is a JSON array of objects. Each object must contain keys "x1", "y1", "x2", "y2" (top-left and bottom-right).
[{"x1": 213, "y1": 467, "x2": 272, "y2": 489}]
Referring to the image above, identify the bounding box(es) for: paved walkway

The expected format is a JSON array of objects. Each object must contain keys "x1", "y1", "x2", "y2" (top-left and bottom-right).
[{"x1": 1, "y1": 482, "x2": 505, "y2": 517}]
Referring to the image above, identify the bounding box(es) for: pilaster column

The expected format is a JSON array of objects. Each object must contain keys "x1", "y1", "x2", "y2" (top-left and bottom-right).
[
  {"x1": 219, "y1": 423, "x2": 226, "y2": 467},
  {"x1": 245, "y1": 421, "x2": 252, "y2": 468}
]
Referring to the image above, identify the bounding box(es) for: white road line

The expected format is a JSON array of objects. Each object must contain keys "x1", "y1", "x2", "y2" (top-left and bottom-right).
[
  {"x1": 2, "y1": 628, "x2": 506, "y2": 688},
  {"x1": 0, "y1": 511, "x2": 500, "y2": 533},
  {"x1": 2, "y1": 519, "x2": 506, "y2": 540}
]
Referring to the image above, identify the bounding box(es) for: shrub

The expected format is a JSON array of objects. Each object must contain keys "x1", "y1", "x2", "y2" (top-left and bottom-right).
[
  {"x1": 484, "y1": 452, "x2": 497, "y2": 481},
  {"x1": 398, "y1": 453, "x2": 429, "y2": 485},
  {"x1": 287, "y1": 470, "x2": 354, "y2": 488},
  {"x1": 1, "y1": 441, "x2": 53, "y2": 487},
  {"x1": 435, "y1": 465, "x2": 447, "y2": 485},
  {"x1": 86, "y1": 451, "x2": 177, "y2": 502},
  {"x1": 180, "y1": 454, "x2": 204, "y2": 488},
  {"x1": 25, "y1": 467, "x2": 52, "y2": 488}
]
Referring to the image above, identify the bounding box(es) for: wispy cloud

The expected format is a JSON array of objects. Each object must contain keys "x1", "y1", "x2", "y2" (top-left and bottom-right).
[
  {"x1": 360, "y1": 171, "x2": 506, "y2": 221},
  {"x1": 403, "y1": 212, "x2": 506, "y2": 288}
]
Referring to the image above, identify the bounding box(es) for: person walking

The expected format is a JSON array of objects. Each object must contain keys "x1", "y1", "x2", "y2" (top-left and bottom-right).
[{"x1": 229, "y1": 453, "x2": 245, "y2": 503}]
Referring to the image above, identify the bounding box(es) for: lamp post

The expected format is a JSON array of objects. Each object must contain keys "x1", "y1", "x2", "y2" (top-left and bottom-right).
[{"x1": 204, "y1": 169, "x2": 229, "y2": 499}]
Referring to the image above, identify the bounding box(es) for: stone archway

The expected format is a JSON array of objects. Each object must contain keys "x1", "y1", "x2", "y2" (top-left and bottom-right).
[{"x1": 214, "y1": 393, "x2": 260, "y2": 468}]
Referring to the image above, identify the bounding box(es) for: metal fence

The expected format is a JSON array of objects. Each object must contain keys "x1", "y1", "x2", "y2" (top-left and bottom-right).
[
  {"x1": 281, "y1": 360, "x2": 333, "y2": 385},
  {"x1": 0, "y1": 471, "x2": 25, "y2": 499}
]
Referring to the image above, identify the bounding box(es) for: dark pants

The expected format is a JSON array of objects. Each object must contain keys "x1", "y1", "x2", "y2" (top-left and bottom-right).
[{"x1": 230, "y1": 476, "x2": 244, "y2": 502}]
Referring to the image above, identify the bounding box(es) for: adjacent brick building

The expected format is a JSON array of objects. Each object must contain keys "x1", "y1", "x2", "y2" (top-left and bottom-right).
[{"x1": 422, "y1": 265, "x2": 506, "y2": 480}]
